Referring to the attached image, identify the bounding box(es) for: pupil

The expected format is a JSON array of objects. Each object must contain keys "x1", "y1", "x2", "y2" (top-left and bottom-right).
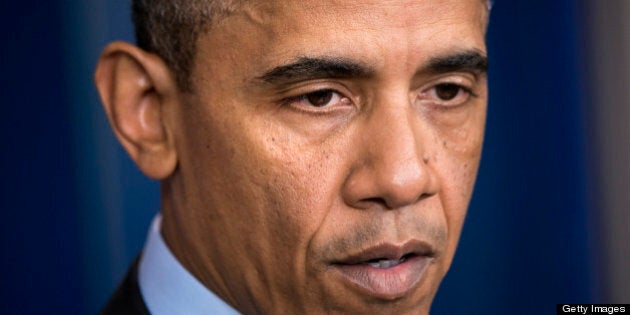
[
  {"x1": 306, "y1": 90, "x2": 333, "y2": 107},
  {"x1": 436, "y1": 84, "x2": 460, "y2": 100}
]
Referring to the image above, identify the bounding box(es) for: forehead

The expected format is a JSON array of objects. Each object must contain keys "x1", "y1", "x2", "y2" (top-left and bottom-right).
[
  {"x1": 240, "y1": 0, "x2": 485, "y2": 24},
  {"x1": 230, "y1": 0, "x2": 487, "y2": 33},
  {"x1": 195, "y1": 0, "x2": 486, "y2": 82}
]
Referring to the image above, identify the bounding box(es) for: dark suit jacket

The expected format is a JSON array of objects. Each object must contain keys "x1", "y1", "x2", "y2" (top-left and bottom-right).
[{"x1": 100, "y1": 258, "x2": 150, "y2": 315}]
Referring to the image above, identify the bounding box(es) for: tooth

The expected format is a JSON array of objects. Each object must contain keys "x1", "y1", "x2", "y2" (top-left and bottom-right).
[
  {"x1": 382, "y1": 260, "x2": 394, "y2": 268},
  {"x1": 368, "y1": 259, "x2": 401, "y2": 269},
  {"x1": 369, "y1": 260, "x2": 384, "y2": 268}
]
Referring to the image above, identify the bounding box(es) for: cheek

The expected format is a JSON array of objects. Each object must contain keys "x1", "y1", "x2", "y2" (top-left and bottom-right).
[
  {"x1": 428, "y1": 102, "x2": 486, "y2": 201},
  {"x1": 182, "y1": 86, "x2": 347, "y2": 256},
  {"x1": 427, "y1": 154, "x2": 480, "y2": 275},
  {"x1": 210, "y1": 114, "x2": 345, "y2": 255},
  {"x1": 431, "y1": 137, "x2": 482, "y2": 229},
  {"x1": 251, "y1": 136, "x2": 342, "y2": 239},
  {"x1": 426, "y1": 107, "x2": 485, "y2": 255},
  {"x1": 232, "y1": 128, "x2": 352, "y2": 303},
  {"x1": 436, "y1": 156, "x2": 479, "y2": 233}
]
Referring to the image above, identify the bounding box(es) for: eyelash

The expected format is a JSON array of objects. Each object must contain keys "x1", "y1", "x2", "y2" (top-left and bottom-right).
[
  {"x1": 280, "y1": 81, "x2": 477, "y2": 110},
  {"x1": 280, "y1": 89, "x2": 350, "y2": 111},
  {"x1": 420, "y1": 83, "x2": 477, "y2": 107}
]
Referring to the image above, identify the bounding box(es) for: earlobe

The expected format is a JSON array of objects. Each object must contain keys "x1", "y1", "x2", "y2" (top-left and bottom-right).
[{"x1": 94, "y1": 41, "x2": 178, "y2": 179}]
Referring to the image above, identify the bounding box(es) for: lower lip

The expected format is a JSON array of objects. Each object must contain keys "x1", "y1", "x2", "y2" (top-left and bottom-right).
[{"x1": 333, "y1": 256, "x2": 433, "y2": 299}]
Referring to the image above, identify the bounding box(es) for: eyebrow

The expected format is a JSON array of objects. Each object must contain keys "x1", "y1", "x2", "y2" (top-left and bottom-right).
[
  {"x1": 255, "y1": 50, "x2": 488, "y2": 86},
  {"x1": 256, "y1": 57, "x2": 374, "y2": 85},
  {"x1": 425, "y1": 50, "x2": 489, "y2": 75}
]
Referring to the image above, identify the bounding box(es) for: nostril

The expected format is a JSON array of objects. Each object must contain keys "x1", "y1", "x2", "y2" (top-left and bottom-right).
[
  {"x1": 360, "y1": 197, "x2": 388, "y2": 208},
  {"x1": 355, "y1": 191, "x2": 433, "y2": 210}
]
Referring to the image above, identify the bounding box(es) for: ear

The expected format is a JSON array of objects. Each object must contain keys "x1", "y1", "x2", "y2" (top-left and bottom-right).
[{"x1": 94, "y1": 41, "x2": 178, "y2": 179}]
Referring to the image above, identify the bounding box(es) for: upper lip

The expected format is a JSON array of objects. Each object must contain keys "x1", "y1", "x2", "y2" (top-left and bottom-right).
[{"x1": 332, "y1": 240, "x2": 436, "y2": 265}]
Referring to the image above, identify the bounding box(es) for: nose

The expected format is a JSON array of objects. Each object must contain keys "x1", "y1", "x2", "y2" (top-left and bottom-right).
[{"x1": 342, "y1": 95, "x2": 438, "y2": 210}]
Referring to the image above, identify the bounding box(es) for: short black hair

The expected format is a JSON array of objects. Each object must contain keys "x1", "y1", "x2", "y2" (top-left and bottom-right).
[{"x1": 132, "y1": 0, "x2": 239, "y2": 91}]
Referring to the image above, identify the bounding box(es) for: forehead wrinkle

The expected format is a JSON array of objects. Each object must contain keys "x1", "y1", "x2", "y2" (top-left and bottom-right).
[
  {"x1": 200, "y1": 0, "x2": 487, "y2": 87},
  {"x1": 239, "y1": 0, "x2": 429, "y2": 32},
  {"x1": 222, "y1": 0, "x2": 487, "y2": 43},
  {"x1": 236, "y1": 5, "x2": 268, "y2": 30},
  {"x1": 212, "y1": 0, "x2": 488, "y2": 34}
]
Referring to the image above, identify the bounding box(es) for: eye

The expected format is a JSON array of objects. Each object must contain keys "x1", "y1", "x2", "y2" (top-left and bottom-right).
[
  {"x1": 435, "y1": 83, "x2": 463, "y2": 100},
  {"x1": 304, "y1": 90, "x2": 336, "y2": 107},
  {"x1": 287, "y1": 89, "x2": 351, "y2": 109},
  {"x1": 421, "y1": 83, "x2": 474, "y2": 107}
]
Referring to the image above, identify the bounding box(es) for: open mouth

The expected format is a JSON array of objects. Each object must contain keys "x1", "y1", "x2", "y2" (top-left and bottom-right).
[
  {"x1": 365, "y1": 254, "x2": 412, "y2": 269},
  {"x1": 331, "y1": 242, "x2": 435, "y2": 299}
]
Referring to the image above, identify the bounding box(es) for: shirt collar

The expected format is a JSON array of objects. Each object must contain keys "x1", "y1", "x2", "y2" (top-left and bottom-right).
[{"x1": 138, "y1": 214, "x2": 240, "y2": 315}]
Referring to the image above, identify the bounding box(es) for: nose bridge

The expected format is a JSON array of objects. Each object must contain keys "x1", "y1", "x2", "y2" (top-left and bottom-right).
[
  {"x1": 368, "y1": 93, "x2": 426, "y2": 187},
  {"x1": 344, "y1": 90, "x2": 434, "y2": 210}
]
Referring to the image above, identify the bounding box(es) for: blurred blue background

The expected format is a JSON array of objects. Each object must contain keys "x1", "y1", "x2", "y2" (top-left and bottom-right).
[{"x1": 1, "y1": 0, "x2": 628, "y2": 314}]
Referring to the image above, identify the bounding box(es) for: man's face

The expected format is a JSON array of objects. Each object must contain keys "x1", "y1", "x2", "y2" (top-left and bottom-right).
[{"x1": 163, "y1": 0, "x2": 487, "y2": 313}]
